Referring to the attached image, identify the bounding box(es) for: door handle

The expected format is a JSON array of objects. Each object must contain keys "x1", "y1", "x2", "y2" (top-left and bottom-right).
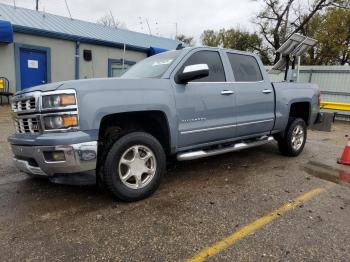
[
  {"x1": 262, "y1": 89, "x2": 272, "y2": 94},
  {"x1": 221, "y1": 90, "x2": 234, "y2": 95}
]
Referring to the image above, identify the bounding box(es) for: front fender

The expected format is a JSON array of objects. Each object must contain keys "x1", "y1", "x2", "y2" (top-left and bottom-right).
[{"x1": 59, "y1": 78, "x2": 178, "y2": 152}]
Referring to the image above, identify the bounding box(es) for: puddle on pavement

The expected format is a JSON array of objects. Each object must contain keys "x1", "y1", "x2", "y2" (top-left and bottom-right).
[{"x1": 302, "y1": 162, "x2": 350, "y2": 186}]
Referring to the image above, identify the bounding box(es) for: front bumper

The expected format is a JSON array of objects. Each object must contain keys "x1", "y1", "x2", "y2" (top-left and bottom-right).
[{"x1": 11, "y1": 141, "x2": 97, "y2": 177}]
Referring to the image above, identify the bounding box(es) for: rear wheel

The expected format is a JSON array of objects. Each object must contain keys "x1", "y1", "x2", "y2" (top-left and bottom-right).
[
  {"x1": 277, "y1": 117, "x2": 307, "y2": 156},
  {"x1": 103, "y1": 132, "x2": 165, "y2": 201}
]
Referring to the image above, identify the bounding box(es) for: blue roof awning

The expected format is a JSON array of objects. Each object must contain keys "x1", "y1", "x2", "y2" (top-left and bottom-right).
[
  {"x1": 148, "y1": 46, "x2": 168, "y2": 56},
  {"x1": 0, "y1": 20, "x2": 13, "y2": 44}
]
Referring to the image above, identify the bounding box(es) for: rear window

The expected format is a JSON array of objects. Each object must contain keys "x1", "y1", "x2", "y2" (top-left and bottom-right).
[{"x1": 227, "y1": 53, "x2": 263, "y2": 82}]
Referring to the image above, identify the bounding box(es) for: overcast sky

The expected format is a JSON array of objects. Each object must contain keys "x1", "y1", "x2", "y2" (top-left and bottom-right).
[{"x1": 0, "y1": 0, "x2": 261, "y2": 43}]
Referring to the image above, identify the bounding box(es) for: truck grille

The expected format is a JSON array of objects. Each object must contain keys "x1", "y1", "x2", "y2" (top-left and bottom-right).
[
  {"x1": 12, "y1": 97, "x2": 36, "y2": 112},
  {"x1": 14, "y1": 117, "x2": 40, "y2": 134}
]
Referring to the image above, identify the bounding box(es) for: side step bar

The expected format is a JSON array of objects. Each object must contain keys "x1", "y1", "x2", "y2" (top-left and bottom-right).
[{"x1": 177, "y1": 136, "x2": 274, "y2": 161}]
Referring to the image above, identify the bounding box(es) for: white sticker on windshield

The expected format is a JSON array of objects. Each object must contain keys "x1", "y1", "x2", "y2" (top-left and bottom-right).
[{"x1": 152, "y1": 59, "x2": 173, "y2": 66}]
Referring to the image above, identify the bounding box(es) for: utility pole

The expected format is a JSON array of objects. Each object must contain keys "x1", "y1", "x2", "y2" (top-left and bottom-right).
[
  {"x1": 283, "y1": 2, "x2": 291, "y2": 41},
  {"x1": 35, "y1": 0, "x2": 39, "y2": 11}
]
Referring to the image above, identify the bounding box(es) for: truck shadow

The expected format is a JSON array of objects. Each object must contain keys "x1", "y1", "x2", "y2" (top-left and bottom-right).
[{"x1": 2, "y1": 143, "x2": 281, "y2": 220}]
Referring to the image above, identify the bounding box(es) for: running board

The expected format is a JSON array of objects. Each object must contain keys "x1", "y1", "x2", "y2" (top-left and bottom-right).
[{"x1": 177, "y1": 136, "x2": 274, "y2": 161}]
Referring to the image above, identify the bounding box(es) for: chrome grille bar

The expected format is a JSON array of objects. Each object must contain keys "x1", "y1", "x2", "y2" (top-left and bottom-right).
[
  {"x1": 11, "y1": 92, "x2": 40, "y2": 113},
  {"x1": 11, "y1": 90, "x2": 78, "y2": 134},
  {"x1": 14, "y1": 116, "x2": 40, "y2": 134}
]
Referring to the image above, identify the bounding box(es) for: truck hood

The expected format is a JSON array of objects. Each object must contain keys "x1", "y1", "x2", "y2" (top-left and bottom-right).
[
  {"x1": 14, "y1": 77, "x2": 169, "y2": 95},
  {"x1": 15, "y1": 82, "x2": 64, "y2": 95}
]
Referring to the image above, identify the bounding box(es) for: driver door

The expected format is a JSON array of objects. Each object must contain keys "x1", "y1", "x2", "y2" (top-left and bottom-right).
[{"x1": 172, "y1": 50, "x2": 237, "y2": 149}]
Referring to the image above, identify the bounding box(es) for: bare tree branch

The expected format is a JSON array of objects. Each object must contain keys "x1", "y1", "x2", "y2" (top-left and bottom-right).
[
  {"x1": 253, "y1": 0, "x2": 347, "y2": 63},
  {"x1": 254, "y1": 21, "x2": 276, "y2": 47}
]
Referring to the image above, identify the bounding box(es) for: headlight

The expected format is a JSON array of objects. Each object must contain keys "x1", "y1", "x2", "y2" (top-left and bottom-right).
[
  {"x1": 42, "y1": 94, "x2": 76, "y2": 109},
  {"x1": 43, "y1": 115, "x2": 78, "y2": 130}
]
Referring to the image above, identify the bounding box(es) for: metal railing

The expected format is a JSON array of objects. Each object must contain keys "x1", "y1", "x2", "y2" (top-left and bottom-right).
[
  {"x1": 267, "y1": 66, "x2": 350, "y2": 115},
  {"x1": 321, "y1": 101, "x2": 350, "y2": 111}
]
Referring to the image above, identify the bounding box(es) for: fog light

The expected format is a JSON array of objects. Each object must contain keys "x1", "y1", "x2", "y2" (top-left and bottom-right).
[{"x1": 44, "y1": 151, "x2": 66, "y2": 162}]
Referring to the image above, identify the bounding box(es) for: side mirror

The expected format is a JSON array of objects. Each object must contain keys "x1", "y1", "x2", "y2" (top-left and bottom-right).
[{"x1": 176, "y1": 64, "x2": 209, "y2": 84}]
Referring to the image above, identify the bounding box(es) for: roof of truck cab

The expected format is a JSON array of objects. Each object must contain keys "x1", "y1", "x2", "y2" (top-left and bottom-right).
[{"x1": 185, "y1": 46, "x2": 256, "y2": 55}]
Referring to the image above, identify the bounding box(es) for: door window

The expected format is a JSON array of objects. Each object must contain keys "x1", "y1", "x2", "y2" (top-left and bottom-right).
[
  {"x1": 227, "y1": 53, "x2": 263, "y2": 82},
  {"x1": 178, "y1": 51, "x2": 226, "y2": 82}
]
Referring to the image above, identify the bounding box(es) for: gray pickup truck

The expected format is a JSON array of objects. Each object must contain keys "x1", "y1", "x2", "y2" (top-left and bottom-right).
[{"x1": 9, "y1": 47, "x2": 321, "y2": 201}]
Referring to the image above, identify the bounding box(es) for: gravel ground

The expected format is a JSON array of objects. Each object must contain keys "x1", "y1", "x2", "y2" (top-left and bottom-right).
[{"x1": 0, "y1": 105, "x2": 349, "y2": 261}]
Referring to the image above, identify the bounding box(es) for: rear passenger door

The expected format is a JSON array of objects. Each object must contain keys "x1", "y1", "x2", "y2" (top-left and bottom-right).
[
  {"x1": 226, "y1": 52, "x2": 274, "y2": 137},
  {"x1": 172, "y1": 50, "x2": 236, "y2": 148}
]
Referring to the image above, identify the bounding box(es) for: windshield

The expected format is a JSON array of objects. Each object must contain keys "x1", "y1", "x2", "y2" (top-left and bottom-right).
[{"x1": 121, "y1": 50, "x2": 182, "y2": 79}]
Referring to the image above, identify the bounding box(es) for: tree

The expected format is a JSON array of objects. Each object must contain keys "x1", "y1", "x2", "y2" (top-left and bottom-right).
[
  {"x1": 303, "y1": 8, "x2": 350, "y2": 65},
  {"x1": 97, "y1": 13, "x2": 125, "y2": 29},
  {"x1": 201, "y1": 28, "x2": 271, "y2": 64},
  {"x1": 201, "y1": 30, "x2": 222, "y2": 47},
  {"x1": 254, "y1": 0, "x2": 349, "y2": 63},
  {"x1": 176, "y1": 34, "x2": 194, "y2": 46}
]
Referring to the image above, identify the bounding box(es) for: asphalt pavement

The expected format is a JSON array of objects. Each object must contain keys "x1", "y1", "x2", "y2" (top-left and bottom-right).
[{"x1": 0, "y1": 105, "x2": 349, "y2": 261}]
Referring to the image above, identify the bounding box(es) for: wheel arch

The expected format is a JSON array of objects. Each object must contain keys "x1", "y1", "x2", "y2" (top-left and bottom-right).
[
  {"x1": 98, "y1": 110, "x2": 172, "y2": 155},
  {"x1": 289, "y1": 101, "x2": 311, "y2": 125}
]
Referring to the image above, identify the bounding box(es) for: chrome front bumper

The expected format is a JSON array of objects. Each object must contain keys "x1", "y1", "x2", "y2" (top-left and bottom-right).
[{"x1": 11, "y1": 141, "x2": 97, "y2": 177}]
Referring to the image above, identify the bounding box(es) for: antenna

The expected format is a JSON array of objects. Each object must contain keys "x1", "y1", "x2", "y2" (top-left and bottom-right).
[
  {"x1": 64, "y1": 0, "x2": 72, "y2": 19},
  {"x1": 145, "y1": 18, "x2": 152, "y2": 35},
  {"x1": 109, "y1": 10, "x2": 117, "y2": 28}
]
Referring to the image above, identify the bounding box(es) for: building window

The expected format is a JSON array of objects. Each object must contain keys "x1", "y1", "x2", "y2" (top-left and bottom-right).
[{"x1": 108, "y1": 59, "x2": 136, "y2": 77}]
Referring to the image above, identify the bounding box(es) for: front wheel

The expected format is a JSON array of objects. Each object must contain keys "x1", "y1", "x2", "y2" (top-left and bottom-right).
[
  {"x1": 277, "y1": 118, "x2": 307, "y2": 157},
  {"x1": 103, "y1": 132, "x2": 166, "y2": 201}
]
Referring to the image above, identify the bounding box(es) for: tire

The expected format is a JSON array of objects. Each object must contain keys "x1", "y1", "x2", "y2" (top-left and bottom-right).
[
  {"x1": 103, "y1": 132, "x2": 166, "y2": 201},
  {"x1": 277, "y1": 117, "x2": 307, "y2": 157}
]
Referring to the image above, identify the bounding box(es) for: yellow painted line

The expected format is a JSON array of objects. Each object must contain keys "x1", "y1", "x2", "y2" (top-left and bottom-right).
[
  {"x1": 321, "y1": 101, "x2": 350, "y2": 111},
  {"x1": 186, "y1": 187, "x2": 329, "y2": 262}
]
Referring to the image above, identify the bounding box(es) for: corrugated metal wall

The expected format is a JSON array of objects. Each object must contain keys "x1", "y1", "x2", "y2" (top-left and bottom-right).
[{"x1": 267, "y1": 66, "x2": 350, "y2": 104}]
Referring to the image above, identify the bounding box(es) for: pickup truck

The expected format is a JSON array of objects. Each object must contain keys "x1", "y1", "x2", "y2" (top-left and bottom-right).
[{"x1": 9, "y1": 47, "x2": 321, "y2": 201}]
